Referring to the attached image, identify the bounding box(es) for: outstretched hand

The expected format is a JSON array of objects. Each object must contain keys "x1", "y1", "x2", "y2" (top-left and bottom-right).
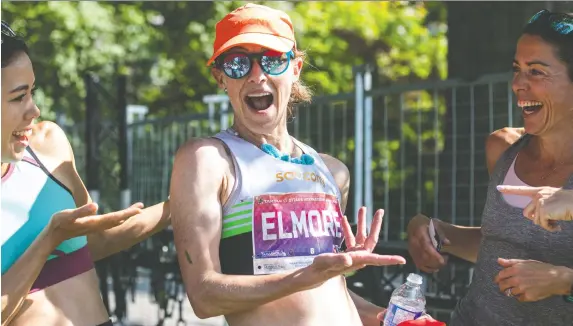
[
  {"x1": 497, "y1": 185, "x2": 573, "y2": 231},
  {"x1": 305, "y1": 207, "x2": 406, "y2": 287},
  {"x1": 49, "y1": 202, "x2": 144, "y2": 245}
]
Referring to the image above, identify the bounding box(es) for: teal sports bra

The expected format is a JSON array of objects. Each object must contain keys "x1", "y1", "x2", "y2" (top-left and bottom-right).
[{"x1": 1, "y1": 147, "x2": 94, "y2": 292}]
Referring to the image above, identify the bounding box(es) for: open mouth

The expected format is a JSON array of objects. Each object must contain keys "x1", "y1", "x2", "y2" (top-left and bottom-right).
[
  {"x1": 518, "y1": 100, "x2": 543, "y2": 115},
  {"x1": 12, "y1": 129, "x2": 32, "y2": 140},
  {"x1": 12, "y1": 129, "x2": 32, "y2": 143},
  {"x1": 245, "y1": 92, "x2": 274, "y2": 111}
]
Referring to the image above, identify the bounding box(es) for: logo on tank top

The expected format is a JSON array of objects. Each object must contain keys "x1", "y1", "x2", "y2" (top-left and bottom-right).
[{"x1": 275, "y1": 171, "x2": 326, "y2": 187}]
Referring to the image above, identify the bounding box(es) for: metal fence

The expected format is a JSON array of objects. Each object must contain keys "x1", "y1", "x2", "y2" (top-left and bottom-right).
[{"x1": 126, "y1": 69, "x2": 519, "y2": 235}]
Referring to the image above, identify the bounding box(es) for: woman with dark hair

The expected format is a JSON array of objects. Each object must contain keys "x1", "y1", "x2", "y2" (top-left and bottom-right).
[
  {"x1": 407, "y1": 9, "x2": 573, "y2": 325},
  {"x1": 1, "y1": 21, "x2": 170, "y2": 326}
]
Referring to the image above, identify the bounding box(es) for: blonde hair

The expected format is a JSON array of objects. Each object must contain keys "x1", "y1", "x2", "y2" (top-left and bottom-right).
[{"x1": 287, "y1": 49, "x2": 312, "y2": 118}]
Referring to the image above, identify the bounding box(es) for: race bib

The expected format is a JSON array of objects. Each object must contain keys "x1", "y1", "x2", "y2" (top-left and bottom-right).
[{"x1": 252, "y1": 192, "x2": 344, "y2": 275}]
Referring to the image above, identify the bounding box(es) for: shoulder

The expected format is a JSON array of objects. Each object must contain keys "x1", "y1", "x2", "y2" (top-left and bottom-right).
[
  {"x1": 29, "y1": 121, "x2": 73, "y2": 163},
  {"x1": 485, "y1": 127, "x2": 525, "y2": 174},
  {"x1": 173, "y1": 137, "x2": 232, "y2": 177},
  {"x1": 175, "y1": 137, "x2": 230, "y2": 164},
  {"x1": 318, "y1": 153, "x2": 350, "y2": 188}
]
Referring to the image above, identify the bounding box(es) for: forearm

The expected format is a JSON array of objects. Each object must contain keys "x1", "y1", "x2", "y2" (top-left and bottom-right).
[
  {"x1": 88, "y1": 201, "x2": 170, "y2": 261},
  {"x1": 190, "y1": 268, "x2": 311, "y2": 318},
  {"x1": 1, "y1": 228, "x2": 56, "y2": 325},
  {"x1": 349, "y1": 289, "x2": 383, "y2": 326},
  {"x1": 439, "y1": 220, "x2": 482, "y2": 263}
]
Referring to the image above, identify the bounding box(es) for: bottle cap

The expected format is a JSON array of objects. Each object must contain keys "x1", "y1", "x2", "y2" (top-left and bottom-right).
[{"x1": 407, "y1": 273, "x2": 423, "y2": 285}]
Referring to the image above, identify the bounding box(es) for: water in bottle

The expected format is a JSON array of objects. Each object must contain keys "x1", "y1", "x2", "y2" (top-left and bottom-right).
[{"x1": 383, "y1": 273, "x2": 426, "y2": 326}]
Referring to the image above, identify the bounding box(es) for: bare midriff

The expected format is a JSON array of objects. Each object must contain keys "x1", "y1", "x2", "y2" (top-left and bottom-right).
[
  {"x1": 225, "y1": 276, "x2": 362, "y2": 326},
  {"x1": 10, "y1": 269, "x2": 109, "y2": 326}
]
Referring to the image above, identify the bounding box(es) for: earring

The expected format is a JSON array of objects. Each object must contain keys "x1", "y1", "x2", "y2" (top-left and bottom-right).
[{"x1": 224, "y1": 88, "x2": 227, "y2": 93}]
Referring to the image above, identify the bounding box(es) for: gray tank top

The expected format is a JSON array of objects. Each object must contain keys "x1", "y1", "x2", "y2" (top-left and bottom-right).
[{"x1": 451, "y1": 134, "x2": 573, "y2": 326}]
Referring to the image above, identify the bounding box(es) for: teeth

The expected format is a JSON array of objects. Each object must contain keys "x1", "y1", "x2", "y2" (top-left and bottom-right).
[
  {"x1": 12, "y1": 129, "x2": 32, "y2": 137},
  {"x1": 247, "y1": 92, "x2": 271, "y2": 98},
  {"x1": 517, "y1": 100, "x2": 543, "y2": 108}
]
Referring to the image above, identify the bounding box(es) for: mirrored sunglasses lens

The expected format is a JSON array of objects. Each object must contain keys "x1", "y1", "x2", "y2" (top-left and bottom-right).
[
  {"x1": 261, "y1": 52, "x2": 289, "y2": 75},
  {"x1": 222, "y1": 54, "x2": 250, "y2": 78},
  {"x1": 552, "y1": 21, "x2": 573, "y2": 34}
]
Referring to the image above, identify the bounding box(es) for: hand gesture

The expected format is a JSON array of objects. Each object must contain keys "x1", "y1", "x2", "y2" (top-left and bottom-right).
[
  {"x1": 495, "y1": 258, "x2": 573, "y2": 302},
  {"x1": 497, "y1": 185, "x2": 573, "y2": 231},
  {"x1": 407, "y1": 214, "x2": 450, "y2": 273},
  {"x1": 49, "y1": 202, "x2": 144, "y2": 244},
  {"x1": 305, "y1": 207, "x2": 406, "y2": 287}
]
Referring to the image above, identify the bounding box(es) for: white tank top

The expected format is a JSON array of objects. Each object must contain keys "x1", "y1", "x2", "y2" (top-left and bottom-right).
[{"x1": 214, "y1": 129, "x2": 344, "y2": 275}]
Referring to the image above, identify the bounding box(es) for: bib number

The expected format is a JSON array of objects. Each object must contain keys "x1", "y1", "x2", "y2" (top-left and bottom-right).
[{"x1": 252, "y1": 193, "x2": 344, "y2": 275}]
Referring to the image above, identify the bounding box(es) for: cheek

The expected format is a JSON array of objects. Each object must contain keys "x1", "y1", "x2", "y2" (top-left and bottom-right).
[{"x1": 1, "y1": 103, "x2": 20, "y2": 135}]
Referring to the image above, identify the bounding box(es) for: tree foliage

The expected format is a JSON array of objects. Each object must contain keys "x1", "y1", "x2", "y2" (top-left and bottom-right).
[{"x1": 2, "y1": 1, "x2": 447, "y2": 119}]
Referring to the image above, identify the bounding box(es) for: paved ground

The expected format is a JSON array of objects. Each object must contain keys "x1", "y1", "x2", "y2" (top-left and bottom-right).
[{"x1": 105, "y1": 273, "x2": 226, "y2": 326}]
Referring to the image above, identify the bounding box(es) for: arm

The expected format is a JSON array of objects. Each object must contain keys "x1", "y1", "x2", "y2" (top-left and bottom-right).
[
  {"x1": 170, "y1": 139, "x2": 314, "y2": 319},
  {"x1": 424, "y1": 127, "x2": 525, "y2": 264},
  {"x1": 434, "y1": 220, "x2": 482, "y2": 263},
  {"x1": 31, "y1": 121, "x2": 171, "y2": 261},
  {"x1": 87, "y1": 201, "x2": 171, "y2": 261},
  {"x1": 319, "y1": 153, "x2": 385, "y2": 324},
  {"x1": 1, "y1": 229, "x2": 58, "y2": 325}
]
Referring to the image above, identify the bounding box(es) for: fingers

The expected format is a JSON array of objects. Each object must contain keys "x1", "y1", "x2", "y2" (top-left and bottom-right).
[
  {"x1": 420, "y1": 231, "x2": 446, "y2": 265},
  {"x1": 364, "y1": 209, "x2": 384, "y2": 251},
  {"x1": 496, "y1": 185, "x2": 541, "y2": 196},
  {"x1": 348, "y1": 251, "x2": 406, "y2": 266},
  {"x1": 79, "y1": 206, "x2": 142, "y2": 229},
  {"x1": 355, "y1": 206, "x2": 367, "y2": 244},
  {"x1": 129, "y1": 202, "x2": 144, "y2": 209},
  {"x1": 341, "y1": 216, "x2": 356, "y2": 248},
  {"x1": 497, "y1": 258, "x2": 523, "y2": 268},
  {"x1": 523, "y1": 200, "x2": 536, "y2": 221},
  {"x1": 408, "y1": 227, "x2": 446, "y2": 272},
  {"x1": 313, "y1": 253, "x2": 353, "y2": 272},
  {"x1": 58, "y1": 203, "x2": 99, "y2": 219}
]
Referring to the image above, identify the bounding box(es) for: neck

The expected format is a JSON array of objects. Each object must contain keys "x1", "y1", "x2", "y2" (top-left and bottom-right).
[
  {"x1": 531, "y1": 128, "x2": 573, "y2": 164},
  {"x1": 1, "y1": 162, "x2": 10, "y2": 178},
  {"x1": 232, "y1": 123, "x2": 296, "y2": 155}
]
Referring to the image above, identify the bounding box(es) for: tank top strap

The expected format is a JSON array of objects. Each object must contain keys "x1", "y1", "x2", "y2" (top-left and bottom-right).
[
  {"x1": 292, "y1": 138, "x2": 342, "y2": 202},
  {"x1": 490, "y1": 133, "x2": 532, "y2": 185}
]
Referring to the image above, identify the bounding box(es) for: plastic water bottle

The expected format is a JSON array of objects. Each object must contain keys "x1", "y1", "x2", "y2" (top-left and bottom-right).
[{"x1": 383, "y1": 273, "x2": 426, "y2": 326}]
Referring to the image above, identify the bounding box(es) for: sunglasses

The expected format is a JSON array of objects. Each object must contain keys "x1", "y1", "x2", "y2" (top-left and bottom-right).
[
  {"x1": 528, "y1": 9, "x2": 573, "y2": 35},
  {"x1": 1, "y1": 21, "x2": 17, "y2": 44},
  {"x1": 215, "y1": 50, "x2": 294, "y2": 79}
]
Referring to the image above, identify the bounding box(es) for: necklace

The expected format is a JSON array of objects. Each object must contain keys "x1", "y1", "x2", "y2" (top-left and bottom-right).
[
  {"x1": 228, "y1": 128, "x2": 315, "y2": 166},
  {"x1": 540, "y1": 160, "x2": 565, "y2": 180}
]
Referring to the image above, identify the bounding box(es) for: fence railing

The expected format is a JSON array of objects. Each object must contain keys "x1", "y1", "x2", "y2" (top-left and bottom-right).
[{"x1": 125, "y1": 70, "x2": 518, "y2": 235}]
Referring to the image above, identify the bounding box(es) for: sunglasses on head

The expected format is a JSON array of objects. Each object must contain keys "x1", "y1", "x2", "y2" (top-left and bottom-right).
[
  {"x1": 215, "y1": 50, "x2": 294, "y2": 79},
  {"x1": 528, "y1": 9, "x2": 573, "y2": 35},
  {"x1": 1, "y1": 21, "x2": 17, "y2": 44}
]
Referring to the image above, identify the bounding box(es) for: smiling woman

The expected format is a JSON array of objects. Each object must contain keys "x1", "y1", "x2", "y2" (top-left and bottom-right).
[
  {"x1": 1, "y1": 20, "x2": 170, "y2": 326},
  {"x1": 1, "y1": 22, "x2": 37, "y2": 164},
  {"x1": 406, "y1": 9, "x2": 573, "y2": 326},
  {"x1": 513, "y1": 10, "x2": 573, "y2": 135}
]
